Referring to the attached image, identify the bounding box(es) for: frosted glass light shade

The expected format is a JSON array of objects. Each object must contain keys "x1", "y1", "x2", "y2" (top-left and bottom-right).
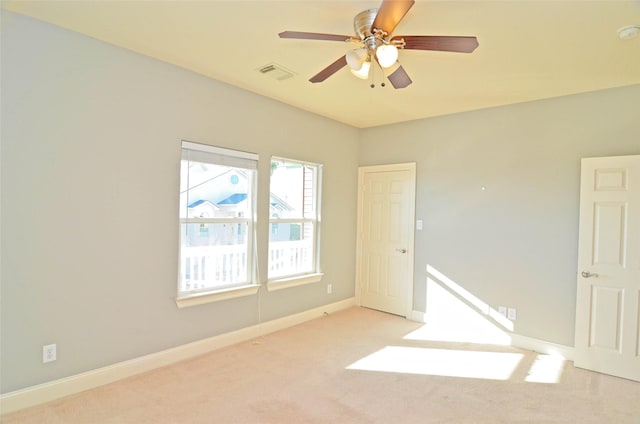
[
  {"x1": 376, "y1": 44, "x2": 398, "y2": 68},
  {"x1": 350, "y1": 61, "x2": 371, "y2": 79},
  {"x1": 346, "y1": 48, "x2": 368, "y2": 70}
]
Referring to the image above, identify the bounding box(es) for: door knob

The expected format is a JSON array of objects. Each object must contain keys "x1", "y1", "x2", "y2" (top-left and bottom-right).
[
  {"x1": 581, "y1": 271, "x2": 598, "y2": 278},
  {"x1": 396, "y1": 248, "x2": 407, "y2": 253}
]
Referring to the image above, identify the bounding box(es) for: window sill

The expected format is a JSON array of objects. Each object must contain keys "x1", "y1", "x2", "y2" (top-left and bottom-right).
[
  {"x1": 176, "y1": 284, "x2": 260, "y2": 308},
  {"x1": 266, "y1": 273, "x2": 324, "y2": 292}
]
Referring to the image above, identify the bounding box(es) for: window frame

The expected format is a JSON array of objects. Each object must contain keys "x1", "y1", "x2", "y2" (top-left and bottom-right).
[
  {"x1": 176, "y1": 141, "x2": 259, "y2": 308},
  {"x1": 267, "y1": 156, "x2": 323, "y2": 290}
]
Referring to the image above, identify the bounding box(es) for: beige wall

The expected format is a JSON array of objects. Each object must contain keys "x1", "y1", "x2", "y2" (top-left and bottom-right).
[
  {"x1": 0, "y1": 11, "x2": 358, "y2": 393},
  {"x1": 359, "y1": 84, "x2": 640, "y2": 346}
]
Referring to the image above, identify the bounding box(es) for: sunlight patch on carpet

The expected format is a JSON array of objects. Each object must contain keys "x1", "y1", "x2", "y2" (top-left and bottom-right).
[
  {"x1": 403, "y1": 321, "x2": 512, "y2": 345},
  {"x1": 525, "y1": 354, "x2": 566, "y2": 383},
  {"x1": 347, "y1": 346, "x2": 523, "y2": 380}
]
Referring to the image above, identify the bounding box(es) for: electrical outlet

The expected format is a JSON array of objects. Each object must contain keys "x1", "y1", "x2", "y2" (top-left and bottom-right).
[
  {"x1": 327, "y1": 284, "x2": 332, "y2": 294},
  {"x1": 507, "y1": 308, "x2": 517, "y2": 321},
  {"x1": 498, "y1": 306, "x2": 507, "y2": 316},
  {"x1": 43, "y1": 344, "x2": 57, "y2": 363}
]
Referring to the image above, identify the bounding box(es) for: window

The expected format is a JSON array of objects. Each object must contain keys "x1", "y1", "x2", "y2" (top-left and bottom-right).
[
  {"x1": 268, "y1": 157, "x2": 322, "y2": 284},
  {"x1": 178, "y1": 141, "x2": 258, "y2": 303}
]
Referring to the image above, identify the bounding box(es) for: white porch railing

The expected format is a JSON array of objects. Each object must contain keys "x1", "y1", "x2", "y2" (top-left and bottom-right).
[
  {"x1": 268, "y1": 240, "x2": 313, "y2": 279},
  {"x1": 180, "y1": 240, "x2": 313, "y2": 292}
]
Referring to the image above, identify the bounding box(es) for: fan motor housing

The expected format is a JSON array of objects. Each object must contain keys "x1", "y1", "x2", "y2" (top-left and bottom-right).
[{"x1": 353, "y1": 8, "x2": 378, "y2": 39}]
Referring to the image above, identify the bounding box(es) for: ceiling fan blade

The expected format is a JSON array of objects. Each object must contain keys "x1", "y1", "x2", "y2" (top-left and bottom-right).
[
  {"x1": 309, "y1": 56, "x2": 348, "y2": 83},
  {"x1": 279, "y1": 31, "x2": 354, "y2": 42},
  {"x1": 387, "y1": 65, "x2": 412, "y2": 89},
  {"x1": 394, "y1": 35, "x2": 479, "y2": 53},
  {"x1": 371, "y1": 0, "x2": 415, "y2": 35}
]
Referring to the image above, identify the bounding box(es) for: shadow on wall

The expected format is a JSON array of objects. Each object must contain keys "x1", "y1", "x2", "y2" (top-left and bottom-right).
[{"x1": 347, "y1": 265, "x2": 565, "y2": 383}]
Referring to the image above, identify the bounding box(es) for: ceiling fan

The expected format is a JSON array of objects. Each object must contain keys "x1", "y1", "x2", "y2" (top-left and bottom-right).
[{"x1": 279, "y1": 0, "x2": 479, "y2": 89}]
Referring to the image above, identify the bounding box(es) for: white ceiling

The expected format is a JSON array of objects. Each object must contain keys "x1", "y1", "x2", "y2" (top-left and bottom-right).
[{"x1": 3, "y1": 0, "x2": 640, "y2": 128}]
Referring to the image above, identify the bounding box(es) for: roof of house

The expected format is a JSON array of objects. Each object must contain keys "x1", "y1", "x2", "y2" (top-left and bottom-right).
[
  {"x1": 217, "y1": 193, "x2": 247, "y2": 205},
  {"x1": 188, "y1": 199, "x2": 208, "y2": 208},
  {"x1": 270, "y1": 192, "x2": 293, "y2": 211}
]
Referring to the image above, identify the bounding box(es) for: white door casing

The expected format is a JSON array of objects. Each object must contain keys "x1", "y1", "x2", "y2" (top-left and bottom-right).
[
  {"x1": 356, "y1": 163, "x2": 416, "y2": 317},
  {"x1": 574, "y1": 155, "x2": 640, "y2": 382}
]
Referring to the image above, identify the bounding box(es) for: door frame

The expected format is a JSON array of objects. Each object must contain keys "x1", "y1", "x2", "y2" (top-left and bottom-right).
[{"x1": 355, "y1": 162, "x2": 416, "y2": 318}]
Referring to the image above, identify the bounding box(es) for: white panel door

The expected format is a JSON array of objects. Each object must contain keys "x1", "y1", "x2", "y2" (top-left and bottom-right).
[
  {"x1": 574, "y1": 155, "x2": 640, "y2": 381},
  {"x1": 356, "y1": 163, "x2": 416, "y2": 317}
]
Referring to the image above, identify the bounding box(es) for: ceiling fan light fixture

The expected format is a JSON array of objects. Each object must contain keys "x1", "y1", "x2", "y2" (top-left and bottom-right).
[
  {"x1": 350, "y1": 61, "x2": 371, "y2": 79},
  {"x1": 346, "y1": 48, "x2": 369, "y2": 70},
  {"x1": 376, "y1": 44, "x2": 398, "y2": 68}
]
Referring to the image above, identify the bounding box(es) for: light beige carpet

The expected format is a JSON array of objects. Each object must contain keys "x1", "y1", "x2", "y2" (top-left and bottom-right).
[{"x1": 3, "y1": 306, "x2": 639, "y2": 423}]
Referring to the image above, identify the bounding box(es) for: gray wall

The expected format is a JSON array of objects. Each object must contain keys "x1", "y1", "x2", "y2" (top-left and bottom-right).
[
  {"x1": 0, "y1": 12, "x2": 358, "y2": 393},
  {"x1": 359, "y1": 84, "x2": 640, "y2": 346}
]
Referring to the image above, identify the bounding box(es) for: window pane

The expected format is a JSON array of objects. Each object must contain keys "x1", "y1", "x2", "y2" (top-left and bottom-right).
[
  {"x1": 180, "y1": 160, "x2": 251, "y2": 219},
  {"x1": 269, "y1": 222, "x2": 315, "y2": 279},
  {"x1": 179, "y1": 142, "x2": 257, "y2": 297},
  {"x1": 269, "y1": 157, "x2": 321, "y2": 280},
  {"x1": 270, "y1": 160, "x2": 315, "y2": 219},
  {"x1": 180, "y1": 223, "x2": 249, "y2": 292}
]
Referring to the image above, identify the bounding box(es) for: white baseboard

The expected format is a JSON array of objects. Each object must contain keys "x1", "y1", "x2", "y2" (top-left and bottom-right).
[
  {"x1": 409, "y1": 310, "x2": 426, "y2": 323},
  {"x1": 510, "y1": 333, "x2": 574, "y2": 360},
  {"x1": 409, "y1": 310, "x2": 574, "y2": 360},
  {"x1": 0, "y1": 297, "x2": 356, "y2": 415}
]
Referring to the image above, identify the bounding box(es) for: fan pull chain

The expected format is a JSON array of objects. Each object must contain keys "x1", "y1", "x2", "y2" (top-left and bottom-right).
[
  {"x1": 369, "y1": 59, "x2": 375, "y2": 88},
  {"x1": 370, "y1": 60, "x2": 386, "y2": 88}
]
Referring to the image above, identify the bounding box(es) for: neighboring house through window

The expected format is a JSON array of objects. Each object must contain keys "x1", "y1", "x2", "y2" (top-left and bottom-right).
[
  {"x1": 178, "y1": 141, "x2": 258, "y2": 303},
  {"x1": 268, "y1": 157, "x2": 322, "y2": 285}
]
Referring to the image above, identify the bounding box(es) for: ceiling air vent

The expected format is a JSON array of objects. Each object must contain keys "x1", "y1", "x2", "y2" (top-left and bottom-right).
[{"x1": 257, "y1": 63, "x2": 295, "y2": 81}]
